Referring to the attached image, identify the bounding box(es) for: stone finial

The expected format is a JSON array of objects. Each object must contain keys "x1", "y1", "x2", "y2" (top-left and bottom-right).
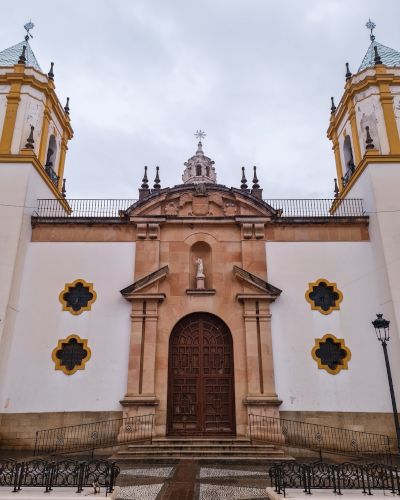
[
  {"x1": 345, "y1": 63, "x2": 352, "y2": 82},
  {"x1": 240, "y1": 167, "x2": 248, "y2": 190},
  {"x1": 374, "y1": 46, "x2": 382, "y2": 65},
  {"x1": 141, "y1": 166, "x2": 149, "y2": 189},
  {"x1": 153, "y1": 166, "x2": 161, "y2": 190},
  {"x1": 334, "y1": 178, "x2": 339, "y2": 199},
  {"x1": 48, "y1": 62, "x2": 54, "y2": 81},
  {"x1": 365, "y1": 126, "x2": 375, "y2": 149},
  {"x1": 331, "y1": 97, "x2": 336, "y2": 114},
  {"x1": 18, "y1": 45, "x2": 27, "y2": 65},
  {"x1": 25, "y1": 126, "x2": 35, "y2": 149},
  {"x1": 252, "y1": 166, "x2": 260, "y2": 189},
  {"x1": 64, "y1": 97, "x2": 70, "y2": 115},
  {"x1": 61, "y1": 178, "x2": 66, "y2": 198}
]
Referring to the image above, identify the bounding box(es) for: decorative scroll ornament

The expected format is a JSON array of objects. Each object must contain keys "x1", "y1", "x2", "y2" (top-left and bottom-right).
[
  {"x1": 305, "y1": 279, "x2": 343, "y2": 315},
  {"x1": 311, "y1": 334, "x2": 351, "y2": 375},
  {"x1": 59, "y1": 279, "x2": 97, "y2": 315},
  {"x1": 52, "y1": 334, "x2": 91, "y2": 375}
]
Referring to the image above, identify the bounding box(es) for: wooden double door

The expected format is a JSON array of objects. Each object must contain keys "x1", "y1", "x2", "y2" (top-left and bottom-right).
[{"x1": 167, "y1": 313, "x2": 236, "y2": 435}]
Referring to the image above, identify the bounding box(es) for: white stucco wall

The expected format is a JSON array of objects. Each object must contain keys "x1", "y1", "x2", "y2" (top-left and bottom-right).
[
  {"x1": 347, "y1": 163, "x2": 400, "y2": 342},
  {"x1": 2, "y1": 242, "x2": 135, "y2": 413},
  {"x1": 0, "y1": 163, "x2": 58, "y2": 410},
  {"x1": 267, "y1": 240, "x2": 400, "y2": 413}
]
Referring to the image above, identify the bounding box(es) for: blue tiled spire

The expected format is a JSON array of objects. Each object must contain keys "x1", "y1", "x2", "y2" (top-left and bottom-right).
[
  {"x1": 358, "y1": 40, "x2": 400, "y2": 72},
  {"x1": 0, "y1": 39, "x2": 42, "y2": 72}
]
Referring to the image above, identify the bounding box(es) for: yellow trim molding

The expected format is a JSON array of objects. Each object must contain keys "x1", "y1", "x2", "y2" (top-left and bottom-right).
[
  {"x1": 0, "y1": 152, "x2": 62, "y2": 198},
  {"x1": 311, "y1": 334, "x2": 351, "y2": 375},
  {"x1": 339, "y1": 152, "x2": 400, "y2": 199},
  {"x1": 59, "y1": 279, "x2": 97, "y2": 315},
  {"x1": 305, "y1": 279, "x2": 343, "y2": 315},
  {"x1": 52, "y1": 334, "x2": 91, "y2": 375}
]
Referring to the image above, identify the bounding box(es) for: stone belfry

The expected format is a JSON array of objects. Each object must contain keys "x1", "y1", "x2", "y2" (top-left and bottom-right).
[{"x1": 0, "y1": 23, "x2": 73, "y2": 400}]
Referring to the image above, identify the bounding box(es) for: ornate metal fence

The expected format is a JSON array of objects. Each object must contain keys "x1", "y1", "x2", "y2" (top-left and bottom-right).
[
  {"x1": 35, "y1": 199, "x2": 138, "y2": 218},
  {"x1": 34, "y1": 414, "x2": 153, "y2": 456},
  {"x1": 264, "y1": 198, "x2": 364, "y2": 217},
  {"x1": 249, "y1": 415, "x2": 391, "y2": 464},
  {"x1": 0, "y1": 458, "x2": 119, "y2": 493},
  {"x1": 269, "y1": 461, "x2": 400, "y2": 496}
]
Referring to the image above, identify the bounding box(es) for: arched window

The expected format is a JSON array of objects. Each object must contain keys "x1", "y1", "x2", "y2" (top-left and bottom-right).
[
  {"x1": 206, "y1": 166, "x2": 210, "y2": 177},
  {"x1": 196, "y1": 165, "x2": 202, "y2": 176}
]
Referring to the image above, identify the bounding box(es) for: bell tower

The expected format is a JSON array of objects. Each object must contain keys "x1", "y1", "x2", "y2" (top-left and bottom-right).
[
  {"x1": 0, "y1": 24, "x2": 73, "y2": 401},
  {"x1": 0, "y1": 22, "x2": 73, "y2": 194},
  {"x1": 327, "y1": 19, "x2": 400, "y2": 196},
  {"x1": 327, "y1": 19, "x2": 400, "y2": 337}
]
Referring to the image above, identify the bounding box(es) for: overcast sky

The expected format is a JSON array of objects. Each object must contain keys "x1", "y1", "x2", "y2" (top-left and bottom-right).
[{"x1": 1, "y1": 1, "x2": 399, "y2": 199}]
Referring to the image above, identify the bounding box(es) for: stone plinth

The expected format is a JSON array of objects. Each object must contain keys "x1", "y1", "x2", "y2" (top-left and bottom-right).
[{"x1": 196, "y1": 276, "x2": 205, "y2": 289}]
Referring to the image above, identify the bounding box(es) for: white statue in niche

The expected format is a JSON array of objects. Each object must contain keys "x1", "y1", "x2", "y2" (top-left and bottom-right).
[{"x1": 195, "y1": 258, "x2": 205, "y2": 278}]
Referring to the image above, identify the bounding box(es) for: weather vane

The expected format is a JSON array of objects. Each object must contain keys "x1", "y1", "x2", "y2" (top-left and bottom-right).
[
  {"x1": 24, "y1": 21, "x2": 35, "y2": 40},
  {"x1": 365, "y1": 18, "x2": 376, "y2": 40},
  {"x1": 194, "y1": 130, "x2": 206, "y2": 141}
]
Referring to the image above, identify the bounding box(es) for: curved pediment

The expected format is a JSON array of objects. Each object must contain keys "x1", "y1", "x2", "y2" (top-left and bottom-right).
[{"x1": 124, "y1": 184, "x2": 278, "y2": 218}]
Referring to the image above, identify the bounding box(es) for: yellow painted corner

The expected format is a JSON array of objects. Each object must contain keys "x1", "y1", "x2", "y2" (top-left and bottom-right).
[
  {"x1": 311, "y1": 334, "x2": 351, "y2": 375},
  {"x1": 59, "y1": 279, "x2": 97, "y2": 315},
  {"x1": 305, "y1": 279, "x2": 343, "y2": 315},
  {"x1": 51, "y1": 334, "x2": 91, "y2": 375}
]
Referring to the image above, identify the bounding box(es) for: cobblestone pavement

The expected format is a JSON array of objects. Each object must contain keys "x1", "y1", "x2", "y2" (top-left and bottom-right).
[{"x1": 115, "y1": 460, "x2": 273, "y2": 500}]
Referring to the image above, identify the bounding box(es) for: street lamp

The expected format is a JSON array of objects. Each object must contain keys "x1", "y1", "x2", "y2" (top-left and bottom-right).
[{"x1": 372, "y1": 313, "x2": 400, "y2": 457}]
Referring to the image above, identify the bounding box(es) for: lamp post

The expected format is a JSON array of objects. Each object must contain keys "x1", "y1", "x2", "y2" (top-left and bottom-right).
[{"x1": 372, "y1": 313, "x2": 400, "y2": 457}]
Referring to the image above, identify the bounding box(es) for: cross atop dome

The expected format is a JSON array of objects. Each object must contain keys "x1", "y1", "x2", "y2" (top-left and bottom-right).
[{"x1": 182, "y1": 131, "x2": 217, "y2": 184}]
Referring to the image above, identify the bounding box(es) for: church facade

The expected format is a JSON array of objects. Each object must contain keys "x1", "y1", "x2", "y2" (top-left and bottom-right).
[{"x1": 1, "y1": 25, "x2": 400, "y2": 451}]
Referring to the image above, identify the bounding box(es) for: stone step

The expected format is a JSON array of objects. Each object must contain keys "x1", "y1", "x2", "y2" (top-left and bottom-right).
[
  {"x1": 115, "y1": 455, "x2": 290, "y2": 461},
  {"x1": 126, "y1": 445, "x2": 275, "y2": 452},
  {"x1": 118, "y1": 449, "x2": 285, "y2": 457}
]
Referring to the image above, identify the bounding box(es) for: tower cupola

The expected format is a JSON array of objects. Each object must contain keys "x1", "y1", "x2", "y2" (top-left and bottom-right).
[{"x1": 182, "y1": 130, "x2": 217, "y2": 184}]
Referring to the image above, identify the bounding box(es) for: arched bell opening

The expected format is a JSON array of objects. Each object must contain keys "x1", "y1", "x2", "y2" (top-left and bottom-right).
[
  {"x1": 343, "y1": 135, "x2": 355, "y2": 172},
  {"x1": 189, "y1": 241, "x2": 212, "y2": 289},
  {"x1": 45, "y1": 135, "x2": 57, "y2": 171},
  {"x1": 166, "y1": 312, "x2": 236, "y2": 436}
]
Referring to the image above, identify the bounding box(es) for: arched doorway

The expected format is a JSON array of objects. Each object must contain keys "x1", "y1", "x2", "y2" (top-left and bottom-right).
[{"x1": 167, "y1": 313, "x2": 236, "y2": 435}]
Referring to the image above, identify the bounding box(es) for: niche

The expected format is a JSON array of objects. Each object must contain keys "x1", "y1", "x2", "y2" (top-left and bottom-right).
[
  {"x1": 343, "y1": 135, "x2": 354, "y2": 170},
  {"x1": 189, "y1": 241, "x2": 212, "y2": 289},
  {"x1": 46, "y1": 134, "x2": 57, "y2": 169}
]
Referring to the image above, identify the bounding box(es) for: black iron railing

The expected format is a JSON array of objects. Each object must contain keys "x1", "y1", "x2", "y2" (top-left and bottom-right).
[
  {"x1": 269, "y1": 461, "x2": 400, "y2": 496},
  {"x1": 0, "y1": 458, "x2": 119, "y2": 493},
  {"x1": 342, "y1": 163, "x2": 356, "y2": 187},
  {"x1": 35, "y1": 199, "x2": 138, "y2": 218},
  {"x1": 34, "y1": 198, "x2": 365, "y2": 218},
  {"x1": 264, "y1": 198, "x2": 364, "y2": 217},
  {"x1": 34, "y1": 414, "x2": 153, "y2": 456},
  {"x1": 249, "y1": 415, "x2": 391, "y2": 464},
  {"x1": 44, "y1": 164, "x2": 60, "y2": 187}
]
